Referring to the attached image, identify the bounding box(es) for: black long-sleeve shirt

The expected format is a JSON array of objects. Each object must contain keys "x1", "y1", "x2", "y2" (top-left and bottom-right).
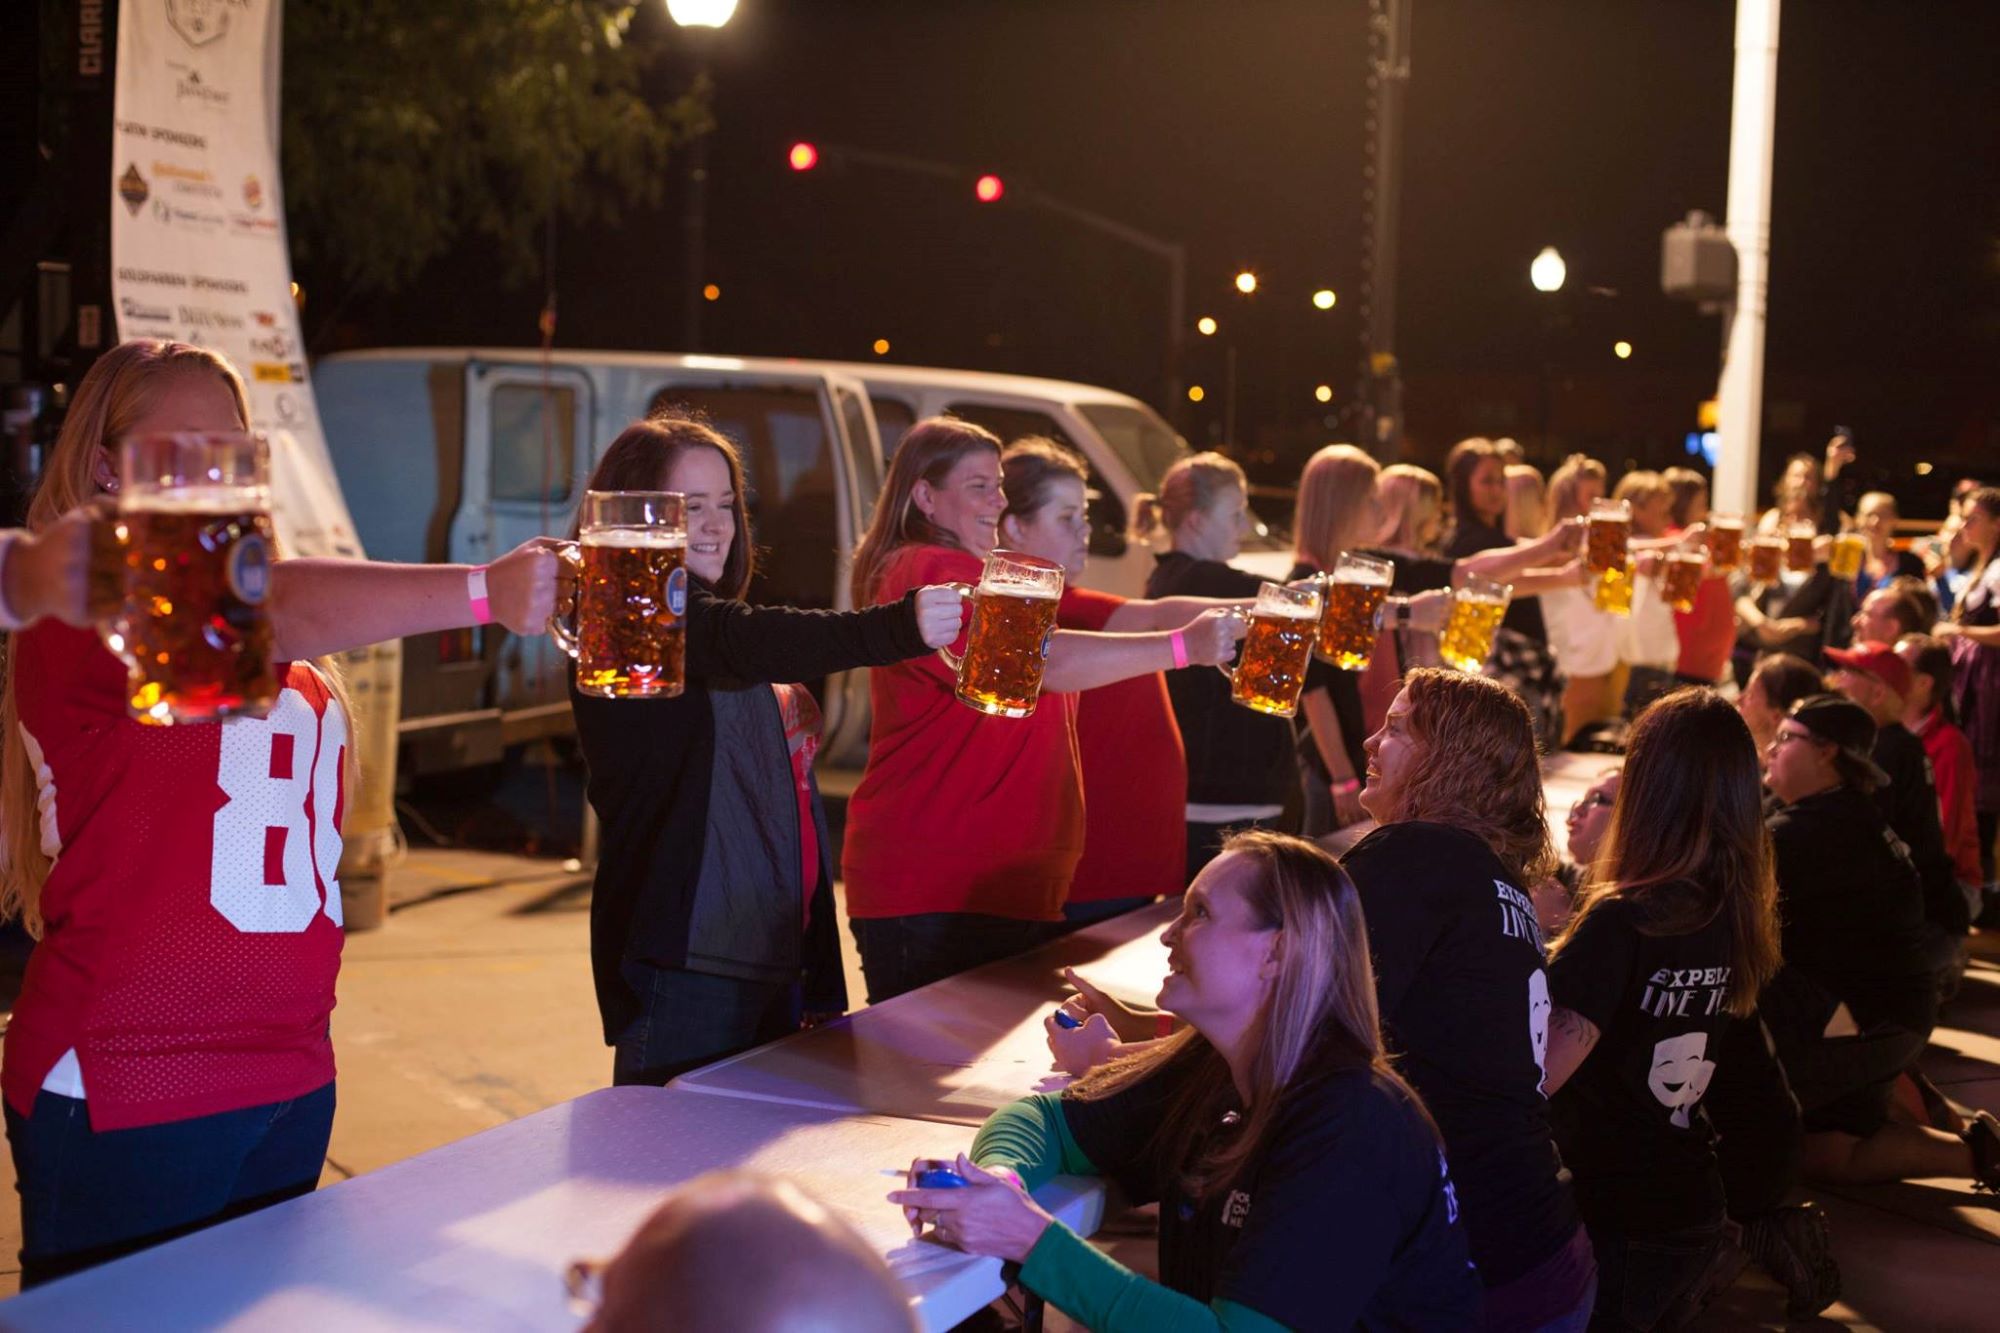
[{"x1": 573, "y1": 582, "x2": 930, "y2": 1041}]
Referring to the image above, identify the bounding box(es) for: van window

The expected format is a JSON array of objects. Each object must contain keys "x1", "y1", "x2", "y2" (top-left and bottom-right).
[
  {"x1": 648, "y1": 384, "x2": 840, "y2": 610},
  {"x1": 941, "y1": 403, "x2": 1076, "y2": 452},
  {"x1": 870, "y1": 396, "x2": 917, "y2": 460},
  {"x1": 489, "y1": 384, "x2": 577, "y2": 504},
  {"x1": 943, "y1": 402, "x2": 1126, "y2": 558},
  {"x1": 1077, "y1": 401, "x2": 1187, "y2": 491}
]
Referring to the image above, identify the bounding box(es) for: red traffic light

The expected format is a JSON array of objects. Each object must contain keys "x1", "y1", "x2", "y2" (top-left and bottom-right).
[
  {"x1": 974, "y1": 173, "x2": 1004, "y2": 203},
  {"x1": 788, "y1": 141, "x2": 819, "y2": 172}
]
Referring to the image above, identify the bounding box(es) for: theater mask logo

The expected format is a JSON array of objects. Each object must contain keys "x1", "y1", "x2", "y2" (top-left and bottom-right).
[
  {"x1": 1647, "y1": 1032, "x2": 1716, "y2": 1129},
  {"x1": 168, "y1": 0, "x2": 236, "y2": 48},
  {"x1": 1528, "y1": 969, "x2": 1551, "y2": 1089}
]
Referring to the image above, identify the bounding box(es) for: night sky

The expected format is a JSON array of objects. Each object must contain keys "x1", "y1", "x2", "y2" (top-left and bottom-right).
[{"x1": 329, "y1": 1, "x2": 1998, "y2": 509}]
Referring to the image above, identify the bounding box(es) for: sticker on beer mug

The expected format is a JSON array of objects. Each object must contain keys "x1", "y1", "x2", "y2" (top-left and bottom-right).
[
  {"x1": 666, "y1": 565, "x2": 689, "y2": 617},
  {"x1": 227, "y1": 532, "x2": 271, "y2": 605}
]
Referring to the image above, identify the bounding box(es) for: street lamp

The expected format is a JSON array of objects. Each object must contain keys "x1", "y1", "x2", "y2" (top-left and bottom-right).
[
  {"x1": 1312, "y1": 288, "x2": 1337, "y2": 310},
  {"x1": 1196, "y1": 316, "x2": 1218, "y2": 336},
  {"x1": 1530, "y1": 246, "x2": 1567, "y2": 294},
  {"x1": 670, "y1": 0, "x2": 739, "y2": 350},
  {"x1": 1234, "y1": 270, "x2": 1258, "y2": 295}
]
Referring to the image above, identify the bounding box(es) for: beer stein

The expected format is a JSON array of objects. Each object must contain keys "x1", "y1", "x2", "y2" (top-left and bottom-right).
[
  {"x1": 1706, "y1": 514, "x2": 1744, "y2": 571},
  {"x1": 1662, "y1": 550, "x2": 1706, "y2": 614},
  {"x1": 1593, "y1": 557, "x2": 1635, "y2": 617},
  {"x1": 1747, "y1": 533, "x2": 1785, "y2": 584},
  {"x1": 1220, "y1": 581, "x2": 1320, "y2": 718},
  {"x1": 1441, "y1": 575, "x2": 1512, "y2": 670},
  {"x1": 96, "y1": 431, "x2": 277, "y2": 724},
  {"x1": 1315, "y1": 552, "x2": 1394, "y2": 670},
  {"x1": 1829, "y1": 532, "x2": 1867, "y2": 582},
  {"x1": 1586, "y1": 498, "x2": 1631, "y2": 575},
  {"x1": 939, "y1": 550, "x2": 1065, "y2": 717},
  {"x1": 551, "y1": 490, "x2": 689, "y2": 698},
  {"x1": 1785, "y1": 522, "x2": 1817, "y2": 574}
]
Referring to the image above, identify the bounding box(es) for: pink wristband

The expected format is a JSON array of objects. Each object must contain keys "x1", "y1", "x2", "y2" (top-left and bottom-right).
[
  {"x1": 468, "y1": 566, "x2": 493, "y2": 625},
  {"x1": 1170, "y1": 630, "x2": 1189, "y2": 670}
]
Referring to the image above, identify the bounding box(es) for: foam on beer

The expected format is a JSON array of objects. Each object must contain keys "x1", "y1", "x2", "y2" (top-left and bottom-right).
[
  {"x1": 582, "y1": 526, "x2": 688, "y2": 549},
  {"x1": 1259, "y1": 599, "x2": 1322, "y2": 620},
  {"x1": 977, "y1": 574, "x2": 1060, "y2": 599},
  {"x1": 122, "y1": 484, "x2": 271, "y2": 512},
  {"x1": 1333, "y1": 566, "x2": 1392, "y2": 588}
]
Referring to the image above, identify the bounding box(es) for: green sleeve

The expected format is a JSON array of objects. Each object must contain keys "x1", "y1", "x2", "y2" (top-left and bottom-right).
[
  {"x1": 1019, "y1": 1222, "x2": 1292, "y2": 1333},
  {"x1": 970, "y1": 1094, "x2": 1098, "y2": 1190}
]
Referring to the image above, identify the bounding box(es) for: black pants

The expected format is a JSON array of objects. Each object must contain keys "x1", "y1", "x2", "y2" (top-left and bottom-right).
[
  {"x1": 1705, "y1": 1016, "x2": 1803, "y2": 1220},
  {"x1": 848, "y1": 913, "x2": 1053, "y2": 1005},
  {"x1": 1585, "y1": 1213, "x2": 1729, "y2": 1332},
  {"x1": 612, "y1": 962, "x2": 798, "y2": 1086}
]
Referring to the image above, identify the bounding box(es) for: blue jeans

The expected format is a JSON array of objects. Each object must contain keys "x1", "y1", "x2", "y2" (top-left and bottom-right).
[
  {"x1": 849, "y1": 913, "x2": 1054, "y2": 1004},
  {"x1": 1585, "y1": 1215, "x2": 1729, "y2": 1331},
  {"x1": 611, "y1": 963, "x2": 798, "y2": 1087},
  {"x1": 6, "y1": 1081, "x2": 335, "y2": 1288}
]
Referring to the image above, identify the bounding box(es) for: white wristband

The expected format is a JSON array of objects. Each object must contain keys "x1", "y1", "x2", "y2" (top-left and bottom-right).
[{"x1": 468, "y1": 565, "x2": 493, "y2": 625}]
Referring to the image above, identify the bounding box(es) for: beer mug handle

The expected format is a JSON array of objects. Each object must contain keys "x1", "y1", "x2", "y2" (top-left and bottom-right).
[
  {"x1": 1212, "y1": 607, "x2": 1250, "y2": 683},
  {"x1": 88, "y1": 514, "x2": 138, "y2": 669},
  {"x1": 548, "y1": 541, "x2": 584, "y2": 660},
  {"x1": 933, "y1": 583, "x2": 976, "y2": 674}
]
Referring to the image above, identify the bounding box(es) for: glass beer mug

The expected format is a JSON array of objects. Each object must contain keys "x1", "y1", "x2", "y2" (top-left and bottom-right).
[
  {"x1": 1706, "y1": 513, "x2": 1744, "y2": 571},
  {"x1": 1663, "y1": 550, "x2": 1706, "y2": 614},
  {"x1": 95, "y1": 430, "x2": 278, "y2": 724},
  {"x1": 1441, "y1": 575, "x2": 1512, "y2": 671},
  {"x1": 1747, "y1": 533, "x2": 1785, "y2": 584},
  {"x1": 1785, "y1": 522, "x2": 1818, "y2": 574},
  {"x1": 1586, "y1": 498, "x2": 1631, "y2": 576},
  {"x1": 1829, "y1": 532, "x2": 1867, "y2": 582},
  {"x1": 1593, "y1": 557, "x2": 1635, "y2": 617},
  {"x1": 939, "y1": 550, "x2": 1065, "y2": 717},
  {"x1": 1220, "y1": 581, "x2": 1320, "y2": 718},
  {"x1": 1315, "y1": 552, "x2": 1394, "y2": 670},
  {"x1": 551, "y1": 490, "x2": 689, "y2": 698}
]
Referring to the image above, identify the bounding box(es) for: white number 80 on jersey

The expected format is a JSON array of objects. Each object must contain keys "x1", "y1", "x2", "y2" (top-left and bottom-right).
[{"x1": 210, "y1": 687, "x2": 346, "y2": 933}]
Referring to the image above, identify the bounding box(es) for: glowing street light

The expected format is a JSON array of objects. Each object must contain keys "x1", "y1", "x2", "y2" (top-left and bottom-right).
[
  {"x1": 1234, "y1": 271, "x2": 1258, "y2": 295},
  {"x1": 1196, "y1": 316, "x2": 1218, "y2": 336},
  {"x1": 872, "y1": 338, "x2": 891, "y2": 356},
  {"x1": 666, "y1": 0, "x2": 738, "y2": 27},
  {"x1": 1312, "y1": 289, "x2": 1337, "y2": 310},
  {"x1": 788, "y1": 142, "x2": 819, "y2": 172},
  {"x1": 1530, "y1": 246, "x2": 1567, "y2": 294},
  {"x1": 1314, "y1": 384, "x2": 1334, "y2": 403},
  {"x1": 1613, "y1": 340, "x2": 1633, "y2": 360},
  {"x1": 974, "y1": 174, "x2": 1005, "y2": 203},
  {"x1": 702, "y1": 283, "x2": 721, "y2": 302},
  {"x1": 1188, "y1": 385, "x2": 1207, "y2": 403}
]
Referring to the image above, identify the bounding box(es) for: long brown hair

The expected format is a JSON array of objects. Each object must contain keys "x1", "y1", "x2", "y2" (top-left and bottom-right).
[
  {"x1": 1, "y1": 339, "x2": 352, "y2": 934},
  {"x1": 1129, "y1": 451, "x2": 1246, "y2": 546},
  {"x1": 1387, "y1": 667, "x2": 1553, "y2": 884},
  {"x1": 999, "y1": 435, "x2": 1087, "y2": 522},
  {"x1": 1072, "y1": 830, "x2": 1432, "y2": 1200},
  {"x1": 1443, "y1": 436, "x2": 1500, "y2": 532},
  {"x1": 581, "y1": 414, "x2": 756, "y2": 599},
  {"x1": 1956, "y1": 487, "x2": 2000, "y2": 600},
  {"x1": 1550, "y1": 689, "x2": 1779, "y2": 1016},
  {"x1": 1291, "y1": 444, "x2": 1380, "y2": 572},
  {"x1": 849, "y1": 417, "x2": 1000, "y2": 606}
]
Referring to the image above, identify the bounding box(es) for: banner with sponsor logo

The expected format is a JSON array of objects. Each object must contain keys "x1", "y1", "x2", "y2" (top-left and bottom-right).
[{"x1": 111, "y1": 0, "x2": 403, "y2": 910}]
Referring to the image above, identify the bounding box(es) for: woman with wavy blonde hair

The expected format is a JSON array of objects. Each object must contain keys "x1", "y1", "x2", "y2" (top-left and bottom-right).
[{"x1": 1, "y1": 339, "x2": 559, "y2": 1285}]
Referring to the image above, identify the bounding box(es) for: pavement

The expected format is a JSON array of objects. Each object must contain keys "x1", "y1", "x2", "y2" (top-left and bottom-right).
[{"x1": 0, "y1": 847, "x2": 1995, "y2": 1329}]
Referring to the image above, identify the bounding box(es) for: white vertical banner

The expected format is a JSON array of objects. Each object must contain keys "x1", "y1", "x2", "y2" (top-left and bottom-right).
[
  {"x1": 108, "y1": 0, "x2": 356, "y2": 561},
  {"x1": 110, "y1": 0, "x2": 404, "y2": 920}
]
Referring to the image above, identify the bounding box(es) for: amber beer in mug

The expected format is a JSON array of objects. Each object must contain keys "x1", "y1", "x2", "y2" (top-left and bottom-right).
[
  {"x1": 1593, "y1": 558, "x2": 1635, "y2": 617},
  {"x1": 1747, "y1": 534, "x2": 1785, "y2": 583},
  {"x1": 552, "y1": 491, "x2": 688, "y2": 698},
  {"x1": 1706, "y1": 514, "x2": 1744, "y2": 571},
  {"x1": 1785, "y1": 522, "x2": 1818, "y2": 573},
  {"x1": 1441, "y1": 575, "x2": 1512, "y2": 670},
  {"x1": 1586, "y1": 498, "x2": 1631, "y2": 576},
  {"x1": 1315, "y1": 553, "x2": 1394, "y2": 670},
  {"x1": 1220, "y1": 582, "x2": 1320, "y2": 717},
  {"x1": 1663, "y1": 551, "x2": 1706, "y2": 614},
  {"x1": 1829, "y1": 532, "x2": 1867, "y2": 582},
  {"x1": 96, "y1": 431, "x2": 278, "y2": 724},
  {"x1": 939, "y1": 551, "x2": 1065, "y2": 717}
]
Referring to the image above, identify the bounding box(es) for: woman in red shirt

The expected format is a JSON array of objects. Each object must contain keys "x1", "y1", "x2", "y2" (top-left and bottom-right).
[
  {"x1": 1896, "y1": 635, "x2": 1987, "y2": 898},
  {"x1": 841, "y1": 419, "x2": 1243, "y2": 1001},
  {"x1": 0, "y1": 339, "x2": 558, "y2": 1285},
  {"x1": 997, "y1": 438, "x2": 1245, "y2": 927}
]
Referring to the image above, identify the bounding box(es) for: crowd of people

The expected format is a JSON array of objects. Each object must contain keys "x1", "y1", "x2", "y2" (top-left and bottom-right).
[{"x1": 0, "y1": 339, "x2": 1996, "y2": 1331}]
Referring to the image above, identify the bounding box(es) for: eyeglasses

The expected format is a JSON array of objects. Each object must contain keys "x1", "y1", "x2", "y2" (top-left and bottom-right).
[
  {"x1": 565, "y1": 1258, "x2": 606, "y2": 1316},
  {"x1": 1770, "y1": 726, "x2": 1823, "y2": 750}
]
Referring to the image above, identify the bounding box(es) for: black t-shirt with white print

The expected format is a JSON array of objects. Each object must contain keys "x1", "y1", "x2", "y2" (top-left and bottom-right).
[
  {"x1": 1060, "y1": 1048, "x2": 1481, "y2": 1332},
  {"x1": 1340, "y1": 821, "x2": 1579, "y2": 1288},
  {"x1": 1546, "y1": 886, "x2": 1733, "y2": 1236}
]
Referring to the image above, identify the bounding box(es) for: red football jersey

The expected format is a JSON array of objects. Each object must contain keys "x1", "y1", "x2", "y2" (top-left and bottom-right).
[{"x1": 5, "y1": 623, "x2": 348, "y2": 1130}]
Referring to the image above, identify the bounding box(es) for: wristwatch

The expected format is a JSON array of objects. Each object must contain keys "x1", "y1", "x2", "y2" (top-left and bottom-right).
[{"x1": 1394, "y1": 599, "x2": 1412, "y2": 628}]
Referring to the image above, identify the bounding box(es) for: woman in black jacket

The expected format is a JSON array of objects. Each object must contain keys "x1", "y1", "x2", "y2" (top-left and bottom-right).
[{"x1": 568, "y1": 416, "x2": 961, "y2": 1085}]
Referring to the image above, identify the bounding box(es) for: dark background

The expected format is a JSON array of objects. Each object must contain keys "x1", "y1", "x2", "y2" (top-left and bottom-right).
[{"x1": 318, "y1": 0, "x2": 1999, "y2": 512}]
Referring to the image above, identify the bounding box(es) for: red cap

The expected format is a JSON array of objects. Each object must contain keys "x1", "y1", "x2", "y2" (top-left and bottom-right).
[{"x1": 1825, "y1": 640, "x2": 1912, "y2": 698}]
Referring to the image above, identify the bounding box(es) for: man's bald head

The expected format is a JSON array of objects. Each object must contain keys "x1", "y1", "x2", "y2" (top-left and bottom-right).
[{"x1": 583, "y1": 1173, "x2": 916, "y2": 1333}]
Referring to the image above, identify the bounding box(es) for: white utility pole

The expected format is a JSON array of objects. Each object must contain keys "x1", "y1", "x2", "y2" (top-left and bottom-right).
[{"x1": 1713, "y1": 0, "x2": 1781, "y2": 519}]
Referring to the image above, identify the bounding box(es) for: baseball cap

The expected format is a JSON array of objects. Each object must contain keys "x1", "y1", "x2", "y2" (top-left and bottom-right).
[
  {"x1": 1825, "y1": 641, "x2": 1912, "y2": 698},
  {"x1": 1787, "y1": 694, "x2": 1891, "y2": 786}
]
